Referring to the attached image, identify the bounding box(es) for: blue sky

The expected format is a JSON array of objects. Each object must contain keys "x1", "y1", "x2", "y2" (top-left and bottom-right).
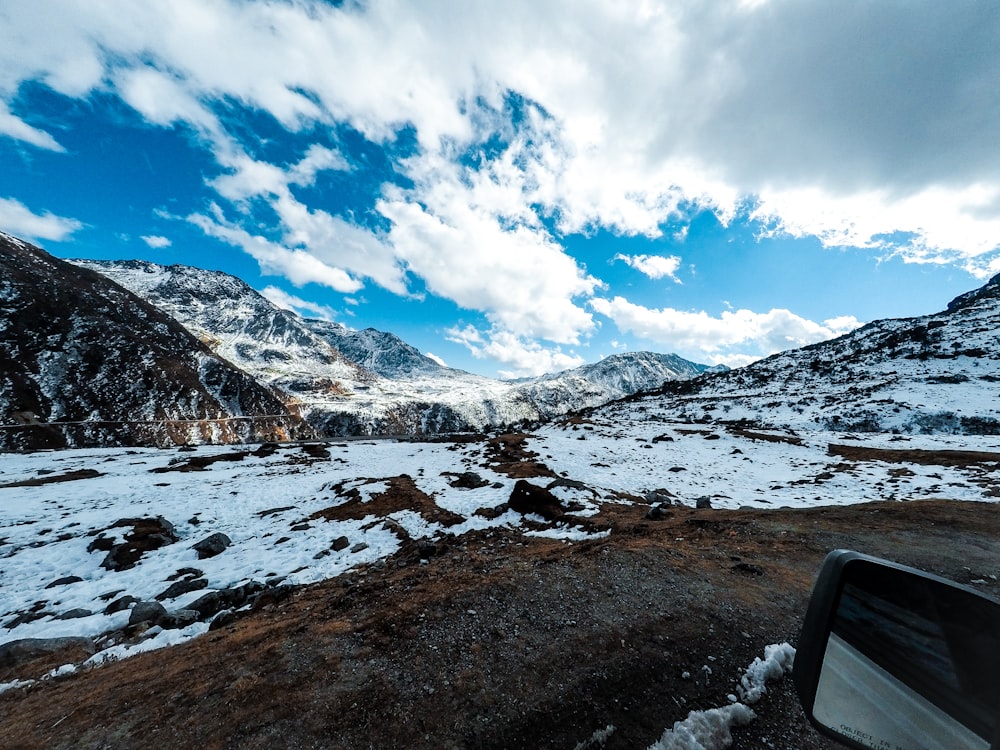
[{"x1": 1, "y1": 1, "x2": 998, "y2": 378}]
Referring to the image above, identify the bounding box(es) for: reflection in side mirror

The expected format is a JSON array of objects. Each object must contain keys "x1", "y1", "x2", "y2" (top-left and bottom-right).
[{"x1": 794, "y1": 551, "x2": 1000, "y2": 750}]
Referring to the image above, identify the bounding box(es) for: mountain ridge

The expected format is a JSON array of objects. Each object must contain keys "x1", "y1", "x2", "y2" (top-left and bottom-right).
[{"x1": 73, "y1": 256, "x2": 716, "y2": 436}]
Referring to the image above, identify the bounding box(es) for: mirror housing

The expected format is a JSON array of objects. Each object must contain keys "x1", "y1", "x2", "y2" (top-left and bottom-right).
[{"x1": 794, "y1": 550, "x2": 1000, "y2": 750}]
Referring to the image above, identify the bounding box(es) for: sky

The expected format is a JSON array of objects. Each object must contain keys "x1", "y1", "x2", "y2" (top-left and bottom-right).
[{"x1": 1, "y1": 1, "x2": 998, "y2": 379}]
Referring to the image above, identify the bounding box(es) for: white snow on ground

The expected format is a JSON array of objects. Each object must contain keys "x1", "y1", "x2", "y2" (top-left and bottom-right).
[
  {"x1": 0, "y1": 439, "x2": 607, "y2": 671},
  {"x1": 532, "y1": 414, "x2": 1000, "y2": 509},
  {"x1": 648, "y1": 643, "x2": 796, "y2": 750},
  {"x1": 2, "y1": 422, "x2": 998, "y2": 682}
]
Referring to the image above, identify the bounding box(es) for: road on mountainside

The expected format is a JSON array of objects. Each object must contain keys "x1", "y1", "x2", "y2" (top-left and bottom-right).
[{"x1": 3, "y1": 494, "x2": 999, "y2": 750}]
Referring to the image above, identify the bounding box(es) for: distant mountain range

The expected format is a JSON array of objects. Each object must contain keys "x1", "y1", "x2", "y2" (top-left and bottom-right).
[
  {"x1": 0, "y1": 232, "x2": 716, "y2": 448},
  {"x1": 599, "y1": 269, "x2": 1000, "y2": 434},
  {"x1": 5, "y1": 229, "x2": 997, "y2": 449}
]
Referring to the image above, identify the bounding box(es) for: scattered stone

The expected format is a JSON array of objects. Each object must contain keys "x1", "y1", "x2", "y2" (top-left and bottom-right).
[
  {"x1": 417, "y1": 541, "x2": 437, "y2": 559},
  {"x1": 156, "y1": 577, "x2": 208, "y2": 601},
  {"x1": 88, "y1": 517, "x2": 179, "y2": 571},
  {"x1": 44, "y1": 575, "x2": 84, "y2": 589},
  {"x1": 188, "y1": 516, "x2": 201, "y2": 526},
  {"x1": 732, "y1": 562, "x2": 765, "y2": 576},
  {"x1": 128, "y1": 601, "x2": 168, "y2": 627},
  {"x1": 56, "y1": 608, "x2": 93, "y2": 620},
  {"x1": 645, "y1": 506, "x2": 666, "y2": 521},
  {"x1": 167, "y1": 567, "x2": 204, "y2": 581},
  {"x1": 162, "y1": 609, "x2": 200, "y2": 629},
  {"x1": 331, "y1": 536, "x2": 350, "y2": 552},
  {"x1": 191, "y1": 532, "x2": 231, "y2": 560},
  {"x1": 450, "y1": 472, "x2": 489, "y2": 489},
  {"x1": 668, "y1": 466, "x2": 687, "y2": 473},
  {"x1": 695, "y1": 496, "x2": 714, "y2": 510},
  {"x1": 0, "y1": 637, "x2": 97, "y2": 669},
  {"x1": 209, "y1": 609, "x2": 238, "y2": 631},
  {"x1": 178, "y1": 445, "x2": 197, "y2": 452},
  {"x1": 508, "y1": 480, "x2": 565, "y2": 521},
  {"x1": 350, "y1": 542, "x2": 369, "y2": 553},
  {"x1": 644, "y1": 489, "x2": 675, "y2": 505},
  {"x1": 104, "y1": 595, "x2": 140, "y2": 615}
]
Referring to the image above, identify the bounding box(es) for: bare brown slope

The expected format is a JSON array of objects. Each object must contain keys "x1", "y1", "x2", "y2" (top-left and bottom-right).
[
  {"x1": 3, "y1": 498, "x2": 998, "y2": 750},
  {"x1": 0, "y1": 233, "x2": 312, "y2": 449}
]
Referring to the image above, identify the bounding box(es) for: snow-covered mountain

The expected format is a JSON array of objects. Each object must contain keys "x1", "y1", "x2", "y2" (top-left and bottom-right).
[
  {"x1": 600, "y1": 273, "x2": 1000, "y2": 434},
  {"x1": 0, "y1": 234, "x2": 313, "y2": 450},
  {"x1": 76, "y1": 258, "x2": 715, "y2": 435}
]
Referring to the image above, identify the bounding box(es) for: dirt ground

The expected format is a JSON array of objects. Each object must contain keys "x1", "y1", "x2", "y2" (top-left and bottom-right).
[{"x1": 3, "y1": 494, "x2": 999, "y2": 750}]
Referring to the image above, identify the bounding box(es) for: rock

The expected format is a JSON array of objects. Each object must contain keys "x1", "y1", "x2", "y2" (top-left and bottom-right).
[
  {"x1": 187, "y1": 581, "x2": 265, "y2": 620},
  {"x1": 104, "y1": 595, "x2": 140, "y2": 615},
  {"x1": 732, "y1": 562, "x2": 765, "y2": 576},
  {"x1": 696, "y1": 496, "x2": 714, "y2": 509},
  {"x1": 450, "y1": 472, "x2": 489, "y2": 489},
  {"x1": 331, "y1": 536, "x2": 350, "y2": 552},
  {"x1": 508, "y1": 480, "x2": 565, "y2": 521},
  {"x1": 209, "y1": 609, "x2": 238, "y2": 631},
  {"x1": 89, "y1": 516, "x2": 179, "y2": 571},
  {"x1": 56, "y1": 608, "x2": 93, "y2": 620},
  {"x1": 0, "y1": 637, "x2": 97, "y2": 668},
  {"x1": 645, "y1": 506, "x2": 666, "y2": 521},
  {"x1": 187, "y1": 589, "x2": 244, "y2": 619},
  {"x1": 45, "y1": 575, "x2": 84, "y2": 589},
  {"x1": 668, "y1": 466, "x2": 687, "y2": 473},
  {"x1": 128, "y1": 601, "x2": 168, "y2": 627},
  {"x1": 350, "y1": 542, "x2": 369, "y2": 553},
  {"x1": 644, "y1": 489, "x2": 675, "y2": 505},
  {"x1": 188, "y1": 516, "x2": 201, "y2": 525},
  {"x1": 191, "y1": 532, "x2": 231, "y2": 560},
  {"x1": 162, "y1": 609, "x2": 200, "y2": 629},
  {"x1": 156, "y1": 577, "x2": 208, "y2": 601},
  {"x1": 417, "y1": 541, "x2": 437, "y2": 559}
]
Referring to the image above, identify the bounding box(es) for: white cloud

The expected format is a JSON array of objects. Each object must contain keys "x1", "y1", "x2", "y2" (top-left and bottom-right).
[
  {"x1": 259, "y1": 285, "x2": 337, "y2": 320},
  {"x1": 0, "y1": 0, "x2": 997, "y2": 270},
  {"x1": 446, "y1": 324, "x2": 584, "y2": 378},
  {"x1": 615, "y1": 253, "x2": 682, "y2": 281},
  {"x1": 591, "y1": 295, "x2": 862, "y2": 359},
  {"x1": 0, "y1": 101, "x2": 64, "y2": 151},
  {"x1": 0, "y1": 197, "x2": 82, "y2": 242},
  {"x1": 188, "y1": 208, "x2": 363, "y2": 294},
  {"x1": 140, "y1": 235, "x2": 171, "y2": 249},
  {"x1": 424, "y1": 352, "x2": 447, "y2": 367},
  {"x1": 1, "y1": 0, "x2": 998, "y2": 374}
]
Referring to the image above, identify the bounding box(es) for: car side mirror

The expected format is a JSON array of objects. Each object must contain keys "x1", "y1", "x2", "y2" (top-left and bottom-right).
[{"x1": 793, "y1": 550, "x2": 1000, "y2": 750}]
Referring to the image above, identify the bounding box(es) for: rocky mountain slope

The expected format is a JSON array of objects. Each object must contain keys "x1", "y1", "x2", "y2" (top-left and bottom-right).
[
  {"x1": 76, "y1": 258, "x2": 714, "y2": 436},
  {"x1": 616, "y1": 273, "x2": 1000, "y2": 435},
  {"x1": 0, "y1": 233, "x2": 313, "y2": 450}
]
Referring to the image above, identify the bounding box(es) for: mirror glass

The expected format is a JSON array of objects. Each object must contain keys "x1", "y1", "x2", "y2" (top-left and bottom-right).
[{"x1": 812, "y1": 562, "x2": 1000, "y2": 750}]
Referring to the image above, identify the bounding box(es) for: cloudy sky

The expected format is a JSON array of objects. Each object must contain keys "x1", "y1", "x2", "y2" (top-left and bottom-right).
[{"x1": 2, "y1": 1, "x2": 998, "y2": 377}]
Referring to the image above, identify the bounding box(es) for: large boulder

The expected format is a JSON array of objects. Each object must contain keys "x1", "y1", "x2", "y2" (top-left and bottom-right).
[
  {"x1": 191, "y1": 533, "x2": 231, "y2": 560},
  {"x1": 0, "y1": 637, "x2": 97, "y2": 669},
  {"x1": 508, "y1": 480, "x2": 565, "y2": 521},
  {"x1": 87, "y1": 517, "x2": 179, "y2": 571}
]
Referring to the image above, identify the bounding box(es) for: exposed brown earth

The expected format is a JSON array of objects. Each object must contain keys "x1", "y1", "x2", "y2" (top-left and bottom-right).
[{"x1": 3, "y1": 494, "x2": 999, "y2": 750}]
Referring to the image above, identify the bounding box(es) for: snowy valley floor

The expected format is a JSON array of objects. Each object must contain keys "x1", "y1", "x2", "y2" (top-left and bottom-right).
[{"x1": 2, "y1": 422, "x2": 1000, "y2": 749}]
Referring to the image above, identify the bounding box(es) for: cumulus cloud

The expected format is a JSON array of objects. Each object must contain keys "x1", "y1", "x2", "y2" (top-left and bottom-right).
[
  {"x1": 591, "y1": 295, "x2": 862, "y2": 362},
  {"x1": 447, "y1": 325, "x2": 584, "y2": 378},
  {"x1": 424, "y1": 352, "x2": 447, "y2": 367},
  {"x1": 188, "y1": 208, "x2": 363, "y2": 294},
  {"x1": 615, "y1": 253, "x2": 682, "y2": 281},
  {"x1": 259, "y1": 285, "x2": 337, "y2": 320},
  {"x1": 0, "y1": 197, "x2": 82, "y2": 242},
  {"x1": 2, "y1": 0, "x2": 998, "y2": 369},
  {"x1": 140, "y1": 235, "x2": 171, "y2": 249}
]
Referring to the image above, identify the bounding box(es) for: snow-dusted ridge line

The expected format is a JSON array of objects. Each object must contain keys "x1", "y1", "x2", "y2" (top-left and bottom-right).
[{"x1": 73, "y1": 257, "x2": 714, "y2": 437}]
